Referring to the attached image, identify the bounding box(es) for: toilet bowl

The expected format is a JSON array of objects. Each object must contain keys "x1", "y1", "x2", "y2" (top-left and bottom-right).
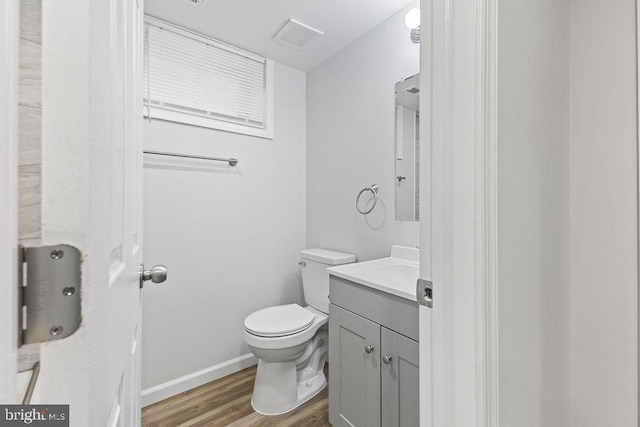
[
  {"x1": 244, "y1": 305, "x2": 328, "y2": 415},
  {"x1": 243, "y1": 249, "x2": 355, "y2": 415}
]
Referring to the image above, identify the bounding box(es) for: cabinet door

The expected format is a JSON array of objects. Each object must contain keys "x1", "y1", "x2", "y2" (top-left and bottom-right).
[
  {"x1": 329, "y1": 304, "x2": 381, "y2": 427},
  {"x1": 381, "y1": 327, "x2": 420, "y2": 427}
]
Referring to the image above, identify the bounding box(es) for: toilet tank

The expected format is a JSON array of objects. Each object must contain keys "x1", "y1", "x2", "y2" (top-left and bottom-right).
[{"x1": 300, "y1": 249, "x2": 356, "y2": 314}]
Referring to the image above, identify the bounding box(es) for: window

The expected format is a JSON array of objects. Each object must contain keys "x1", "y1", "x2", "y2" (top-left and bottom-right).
[{"x1": 143, "y1": 16, "x2": 274, "y2": 139}]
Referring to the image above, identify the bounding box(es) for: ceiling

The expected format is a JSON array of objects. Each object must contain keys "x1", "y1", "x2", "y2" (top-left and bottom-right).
[{"x1": 144, "y1": 0, "x2": 417, "y2": 72}]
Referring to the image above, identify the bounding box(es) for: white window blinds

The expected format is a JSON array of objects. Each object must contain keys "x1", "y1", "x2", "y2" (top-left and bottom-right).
[{"x1": 144, "y1": 17, "x2": 274, "y2": 138}]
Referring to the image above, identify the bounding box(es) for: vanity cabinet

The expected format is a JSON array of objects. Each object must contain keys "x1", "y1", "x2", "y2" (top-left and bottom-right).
[
  {"x1": 329, "y1": 304, "x2": 381, "y2": 427},
  {"x1": 380, "y1": 326, "x2": 420, "y2": 427},
  {"x1": 328, "y1": 276, "x2": 420, "y2": 427}
]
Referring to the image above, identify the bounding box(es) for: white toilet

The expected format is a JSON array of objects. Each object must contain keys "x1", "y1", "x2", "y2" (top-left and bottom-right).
[{"x1": 243, "y1": 248, "x2": 356, "y2": 415}]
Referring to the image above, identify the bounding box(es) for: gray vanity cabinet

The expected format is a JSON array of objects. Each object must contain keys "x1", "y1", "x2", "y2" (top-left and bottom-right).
[
  {"x1": 328, "y1": 276, "x2": 420, "y2": 427},
  {"x1": 380, "y1": 327, "x2": 420, "y2": 427},
  {"x1": 329, "y1": 304, "x2": 381, "y2": 427}
]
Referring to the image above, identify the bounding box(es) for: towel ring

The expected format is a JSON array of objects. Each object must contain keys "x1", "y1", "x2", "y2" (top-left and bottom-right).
[{"x1": 356, "y1": 184, "x2": 379, "y2": 215}]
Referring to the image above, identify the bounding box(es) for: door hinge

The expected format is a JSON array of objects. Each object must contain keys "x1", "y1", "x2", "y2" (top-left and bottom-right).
[
  {"x1": 19, "y1": 245, "x2": 82, "y2": 346},
  {"x1": 416, "y1": 278, "x2": 433, "y2": 308}
]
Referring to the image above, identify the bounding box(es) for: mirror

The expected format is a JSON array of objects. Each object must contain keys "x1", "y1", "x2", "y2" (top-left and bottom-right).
[{"x1": 394, "y1": 73, "x2": 420, "y2": 221}]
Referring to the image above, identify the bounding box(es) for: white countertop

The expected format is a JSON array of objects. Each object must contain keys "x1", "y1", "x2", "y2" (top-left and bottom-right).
[{"x1": 327, "y1": 247, "x2": 420, "y2": 301}]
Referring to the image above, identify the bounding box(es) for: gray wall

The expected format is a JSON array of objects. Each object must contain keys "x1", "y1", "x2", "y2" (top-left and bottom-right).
[
  {"x1": 142, "y1": 63, "x2": 307, "y2": 392},
  {"x1": 497, "y1": 0, "x2": 571, "y2": 424},
  {"x1": 306, "y1": 2, "x2": 420, "y2": 262},
  {"x1": 569, "y1": 0, "x2": 638, "y2": 424}
]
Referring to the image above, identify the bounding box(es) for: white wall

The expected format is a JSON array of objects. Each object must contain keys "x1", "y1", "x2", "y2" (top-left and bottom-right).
[
  {"x1": 569, "y1": 0, "x2": 638, "y2": 424},
  {"x1": 141, "y1": 63, "x2": 307, "y2": 396},
  {"x1": 0, "y1": 0, "x2": 19, "y2": 404},
  {"x1": 306, "y1": 2, "x2": 420, "y2": 261},
  {"x1": 496, "y1": 0, "x2": 639, "y2": 424},
  {"x1": 497, "y1": 0, "x2": 572, "y2": 425}
]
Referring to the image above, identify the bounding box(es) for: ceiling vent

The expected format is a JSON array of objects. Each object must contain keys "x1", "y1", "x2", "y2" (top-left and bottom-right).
[{"x1": 273, "y1": 19, "x2": 324, "y2": 50}]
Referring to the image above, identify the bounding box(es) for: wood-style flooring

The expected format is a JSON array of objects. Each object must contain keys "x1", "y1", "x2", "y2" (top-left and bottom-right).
[{"x1": 141, "y1": 365, "x2": 330, "y2": 427}]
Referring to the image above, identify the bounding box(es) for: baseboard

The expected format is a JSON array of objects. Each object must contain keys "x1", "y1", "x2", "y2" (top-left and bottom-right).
[{"x1": 141, "y1": 353, "x2": 258, "y2": 407}]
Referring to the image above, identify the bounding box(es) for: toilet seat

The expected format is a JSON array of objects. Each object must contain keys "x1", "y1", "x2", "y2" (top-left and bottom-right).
[{"x1": 244, "y1": 304, "x2": 315, "y2": 337}]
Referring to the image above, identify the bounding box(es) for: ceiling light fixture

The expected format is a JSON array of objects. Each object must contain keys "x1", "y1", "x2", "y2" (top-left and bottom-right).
[{"x1": 404, "y1": 8, "x2": 420, "y2": 44}]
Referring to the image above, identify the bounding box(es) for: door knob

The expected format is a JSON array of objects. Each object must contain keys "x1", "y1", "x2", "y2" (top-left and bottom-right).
[
  {"x1": 139, "y1": 264, "x2": 167, "y2": 288},
  {"x1": 365, "y1": 345, "x2": 374, "y2": 354},
  {"x1": 383, "y1": 355, "x2": 392, "y2": 365}
]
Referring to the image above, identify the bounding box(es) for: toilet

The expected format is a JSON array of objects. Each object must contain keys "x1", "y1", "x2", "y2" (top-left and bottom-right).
[{"x1": 243, "y1": 248, "x2": 356, "y2": 415}]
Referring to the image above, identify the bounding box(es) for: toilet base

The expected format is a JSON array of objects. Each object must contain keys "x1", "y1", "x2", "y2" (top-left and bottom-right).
[
  {"x1": 250, "y1": 329, "x2": 328, "y2": 416},
  {"x1": 251, "y1": 365, "x2": 326, "y2": 416}
]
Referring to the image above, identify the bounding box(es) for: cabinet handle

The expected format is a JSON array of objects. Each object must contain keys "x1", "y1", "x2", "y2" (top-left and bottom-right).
[
  {"x1": 383, "y1": 355, "x2": 392, "y2": 365},
  {"x1": 365, "y1": 345, "x2": 374, "y2": 354}
]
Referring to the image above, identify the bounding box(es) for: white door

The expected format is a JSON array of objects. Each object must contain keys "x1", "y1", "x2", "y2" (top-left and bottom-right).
[
  {"x1": 2, "y1": 0, "x2": 147, "y2": 425},
  {"x1": 98, "y1": 0, "x2": 146, "y2": 424}
]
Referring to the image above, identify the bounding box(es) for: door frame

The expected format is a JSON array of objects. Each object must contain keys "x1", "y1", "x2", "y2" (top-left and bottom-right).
[
  {"x1": 475, "y1": 0, "x2": 499, "y2": 425},
  {"x1": 0, "y1": 0, "x2": 19, "y2": 404},
  {"x1": 418, "y1": 0, "x2": 449, "y2": 423},
  {"x1": 419, "y1": 0, "x2": 498, "y2": 425},
  {"x1": 637, "y1": 0, "x2": 640, "y2": 414}
]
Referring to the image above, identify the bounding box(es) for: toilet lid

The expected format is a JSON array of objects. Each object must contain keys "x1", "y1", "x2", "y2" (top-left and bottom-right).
[{"x1": 244, "y1": 304, "x2": 315, "y2": 337}]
